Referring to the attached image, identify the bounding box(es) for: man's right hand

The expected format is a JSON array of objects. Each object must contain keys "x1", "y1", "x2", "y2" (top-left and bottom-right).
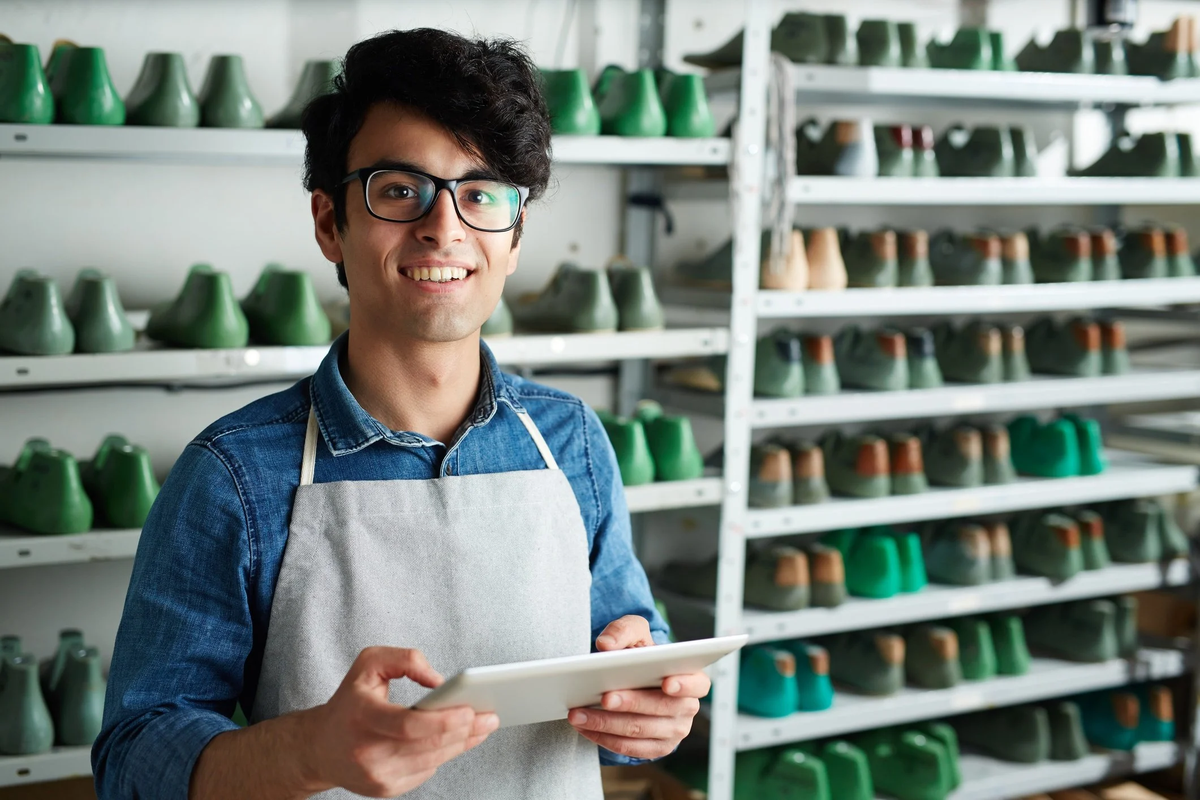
[{"x1": 300, "y1": 647, "x2": 499, "y2": 797}]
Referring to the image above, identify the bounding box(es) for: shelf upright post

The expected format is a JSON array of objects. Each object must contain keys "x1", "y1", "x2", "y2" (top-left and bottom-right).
[
  {"x1": 706, "y1": 1, "x2": 772, "y2": 798},
  {"x1": 617, "y1": 0, "x2": 667, "y2": 418}
]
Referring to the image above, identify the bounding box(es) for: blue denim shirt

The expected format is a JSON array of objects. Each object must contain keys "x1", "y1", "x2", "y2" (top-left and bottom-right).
[{"x1": 92, "y1": 333, "x2": 670, "y2": 800}]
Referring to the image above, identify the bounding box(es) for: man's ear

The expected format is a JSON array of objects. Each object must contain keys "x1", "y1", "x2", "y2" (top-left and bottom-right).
[
  {"x1": 506, "y1": 208, "x2": 527, "y2": 276},
  {"x1": 312, "y1": 190, "x2": 344, "y2": 265}
]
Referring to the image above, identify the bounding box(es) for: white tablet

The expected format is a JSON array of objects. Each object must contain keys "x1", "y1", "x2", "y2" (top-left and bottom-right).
[{"x1": 415, "y1": 634, "x2": 747, "y2": 728}]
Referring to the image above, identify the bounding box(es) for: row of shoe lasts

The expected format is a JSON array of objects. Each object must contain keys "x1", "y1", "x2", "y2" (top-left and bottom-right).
[
  {"x1": 656, "y1": 496, "x2": 1183, "y2": 614},
  {"x1": 685, "y1": 10, "x2": 1200, "y2": 79},
  {"x1": 0, "y1": 38, "x2": 335, "y2": 127},
  {"x1": 744, "y1": 413, "x2": 1103, "y2": 510},
  {"x1": 596, "y1": 401, "x2": 703, "y2": 487},
  {"x1": 796, "y1": 119, "x2": 1039, "y2": 179},
  {"x1": 698, "y1": 678, "x2": 1174, "y2": 800},
  {"x1": 0, "y1": 630, "x2": 105, "y2": 755},
  {"x1": 1077, "y1": 130, "x2": 1200, "y2": 178},
  {"x1": 675, "y1": 221, "x2": 1195, "y2": 295},
  {"x1": 0, "y1": 435, "x2": 160, "y2": 534},
  {"x1": 1, "y1": 263, "x2": 332, "y2": 356},
  {"x1": 738, "y1": 594, "x2": 1141, "y2": 722},
  {"x1": 502, "y1": 260, "x2": 663, "y2": 336},
  {"x1": 683, "y1": 12, "x2": 1014, "y2": 72},
  {"x1": 670, "y1": 316, "x2": 1128, "y2": 402},
  {"x1": 541, "y1": 66, "x2": 714, "y2": 138}
]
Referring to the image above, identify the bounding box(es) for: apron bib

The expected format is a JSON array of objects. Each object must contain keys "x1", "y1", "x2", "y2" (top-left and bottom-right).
[{"x1": 253, "y1": 402, "x2": 603, "y2": 799}]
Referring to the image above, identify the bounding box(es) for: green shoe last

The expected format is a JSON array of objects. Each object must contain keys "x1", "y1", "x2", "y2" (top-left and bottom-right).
[
  {"x1": 834, "y1": 326, "x2": 908, "y2": 391},
  {"x1": 600, "y1": 417, "x2": 655, "y2": 486},
  {"x1": 906, "y1": 328, "x2": 944, "y2": 389},
  {"x1": 898, "y1": 229, "x2": 934, "y2": 287},
  {"x1": 755, "y1": 329, "x2": 804, "y2": 398},
  {"x1": 745, "y1": 546, "x2": 811, "y2": 611},
  {"x1": 1008, "y1": 415, "x2": 1081, "y2": 478},
  {"x1": 1045, "y1": 700, "x2": 1089, "y2": 760},
  {"x1": 1025, "y1": 317, "x2": 1102, "y2": 377},
  {"x1": 934, "y1": 320, "x2": 1004, "y2": 384},
  {"x1": 147, "y1": 265, "x2": 249, "y2": 349},
  {"x1": 822, "y1": 431, "x2": 890, "y2": 498},
  {"x1": 125, "y1": 52, "x2": 199, "y2": 127},
  {"x1": 1077, "y1": 690, "x2": 1140, "y2": 750},
  {"x1": 824, "y1": 527, "x2": 900, "y2": 599},
  {"x1": 818, "y1": 740, "x2": 874, "y2": 800},
  {"x1": 780, "y1": 641, "x2": 834, "y2": 711},
  {"x1": 927, "y1": 27, "x2": 993, "y2": 70},
  {"x1": 0, "y1": 653, "x2": 54, "y2": 755},
  {"x1": 197, "y1": 54, "x2": 264, "y2": 128},
  {"x1": 1061, "y1": 413, "x2": 1106, "y2": 475},
  {"x1": 956, "y1": 705, "x2": 1050, "y2": 763},
  {"x1": 1154, "y1": 499, "x2": 1190, "y2": 559},
  {"x1": 80, "y1": 435, "x2": 159, "y2": 529},
  {"x1": 1011, "y1": 511, "x2": 1083, "y2": 579},
  {"x1": 0, "y1": 42, "x2": 54, "y2": 124},
  {"x1": 643, "y1": 414, "x2": 703, "y2": 482},
  {"x1": 876, "y1": 125, "x2": 915, "y2": 177},
  {"x1": 55, "y1": 645, "x2": 104, "y2": 746},
  {"x1": 929, "y1": 229, "x2": 1003, "y2": 285},
  {"x1": 738, "y1": 645, "x2": 799, "y2": 717},
  {"x1": 1104, "y1": 499, "x2": 1162, "y2": 563},
  {"x1": 1025, "y1": 599, "x2": 1118, "y2": 662},
  {"x1": 802, "y1": 334, "x2": 840, "y2": 396},
  {"x1": 1135, "y1": 684, "x2": 1175, "y2": 742},
  {"x1": 899, "y1": 23, "x2": 928, "y2": 68},
  {"x1": 608, "y1": 260, "x2": 664, "y2": 332},
  {"x1": 0, "y1": 271, "x2": 75, "y2": 355},
  {"x1": 55, "y1": 46, "x2": 124, "y2": 125},
  {"x1": 906, "y1": 625, "x2": 962, "y2": 689},
  {"x1": 598, "y1": 68, "x2": 667, "y2": 137},
  {"x1": 925, "y1": 522, "x2": 992, "y2": 585},
  {"x1": 267, "y1": 59, "x2": 338, "y2": 128},
  {"x1": 989, "y1": 613, "x2": 1031, "y2": 675},
  {"x1": 541, "y1": 69, "x2": 600, "y2": 135},
  {"x1": 659, "y1": 72, "x2": 715, "y2": 138},
  {"x1": 749, "y1": 443, "x2": 793, "y2": 508},
  {"x1": 65, "y1": 269, "x2": 135, "y2": 353},
  {"x1": 827, "y1": 631, "x2": 906, "y2": 695},
  {"x1": 790, "y1": 440, "x2": 830, "y2": 504},
  {"x1": 945, "y1": 617, "x2": 997, "y2": 681},
  {"x1": 1114, "y1": 595, "x2": 1139, "y2": 658},
  {"x1": 1, "y1": 441, "x2": 93, "y2": 534},
  {"x1": 841, "y1": 229, "x2": 899, "y2": 288},
  {"x1": 241, "y1": 265, "x2": 331, "y2": 346},
  {"x1": 857, "y1": 20, "x2": 902, "y2": 67},
  {"x1": 1074, "y1": 510, "x2": 1112, "y2": 570},
  {"x1": 922, "y1": 425, "x2": 984, "y2": 488}
]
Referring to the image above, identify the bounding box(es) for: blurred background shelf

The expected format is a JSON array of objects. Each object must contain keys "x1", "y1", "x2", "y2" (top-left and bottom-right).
[
  {"x1": 661, "y1": 560, "x2": 1191, "y2": 644},
  {"x1": 745, "y1": 453, "x2": 1197, "y2": 538},
  {"x1": 0, "y1": 529, "x2": 141, "y2": 570},
  {"x1": 0, "y1": 747, "x2": 92, "y2": 788},
  {"x1": 788, "y1": 177, "x2": 1200, "y2": 205},
  {"x1": 946, "y1": 741, "x2": 1183, "y2": 800},
  {"x1": 731, "y1": 648, "x2": 1185, "y2": 750}
]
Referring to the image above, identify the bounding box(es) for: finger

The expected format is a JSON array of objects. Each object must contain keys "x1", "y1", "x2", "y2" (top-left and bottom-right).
[
  {"x1": 368, "y1": 704, "x2": 476, "y2": 739},
  {"x1": 598, "y1": 688, "x2": 699, "y2": 718},
  {"x1": 351, "y1": 647, "x2": 444, "y2": 690},
  {"x1": 567, "y1": 708, "x2": 681, "y2": 741},
  {"x1": 574, "y1": 729, "x2": 674, "y2": 760},
  {"x1": 661, "y1": 671, "x2": 712, "y2": 699},
  {"x1": 404, "y1": 721, "x2": 498, "y2": 772},
  {"x1": 595, "y1": 615, "x2": 654, "y2": 651}
]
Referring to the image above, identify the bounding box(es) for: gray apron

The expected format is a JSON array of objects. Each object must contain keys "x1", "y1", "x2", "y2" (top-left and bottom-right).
[{"x1": 252, "y1": 400, "x2": 604, "y2": 800}]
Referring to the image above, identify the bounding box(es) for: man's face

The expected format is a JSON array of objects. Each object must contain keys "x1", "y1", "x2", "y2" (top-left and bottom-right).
[{"x1": 317, "y1": 102, "x2": 521, "y2": 344}]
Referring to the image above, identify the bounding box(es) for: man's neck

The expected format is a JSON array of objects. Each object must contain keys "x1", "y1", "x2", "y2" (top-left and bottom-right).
[{"x1": 341, "y1": 327, "x2": 483, "y2": 445}]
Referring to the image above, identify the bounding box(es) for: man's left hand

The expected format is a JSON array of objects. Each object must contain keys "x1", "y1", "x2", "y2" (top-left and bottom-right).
[{"x1": 567, "y1": 615, "x2": 709, "y2": 759}]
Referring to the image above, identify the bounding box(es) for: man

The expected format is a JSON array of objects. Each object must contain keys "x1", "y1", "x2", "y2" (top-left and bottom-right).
[{"x1": 93, "y1": 28, "x2": 708, "y2": 800}]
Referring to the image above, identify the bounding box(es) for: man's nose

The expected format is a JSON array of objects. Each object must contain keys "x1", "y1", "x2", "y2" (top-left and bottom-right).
[{"x1": 412, "y1": 189, "x2": 466, "y2": 246}]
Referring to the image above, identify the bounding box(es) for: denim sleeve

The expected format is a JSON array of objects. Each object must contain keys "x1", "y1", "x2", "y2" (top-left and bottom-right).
[
  {"x1": 581, "y1": 407, "x2": 674, "y2": 767},
  {"x1": 92, "y1": 443, "x2": 251, "y2": 800}
]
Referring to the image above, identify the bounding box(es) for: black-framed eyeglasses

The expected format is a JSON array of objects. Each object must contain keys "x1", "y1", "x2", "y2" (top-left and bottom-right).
[{"x1": 340, "y1": 168, "x2": 530, "y2": 233}]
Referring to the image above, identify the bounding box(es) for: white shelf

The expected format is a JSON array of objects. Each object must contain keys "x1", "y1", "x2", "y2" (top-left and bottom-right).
[
  {"x1": 0, "y1": 328, "x2": 728, "y2": 389},
  {"x1": 0, "y1": 528, "x2": 141, "y2": 569},
  {"x1": 0, "y1": 478, "x2": 723, "y2": 572},
  {"x1": 745, "y1": 452, "x2": 1197, "y2": 539},
  {"x1": 789, "y1": 177, "x2": 1200, "y2": 205},
  {"x1": 730, "y1": 560, "x2": 1191, "y2": 643},
  {"x1": 946, "y1": 741, "x2": 1182, "y2": 800},
  {"x1": 624, "y1": 476, "x2": 723, "y2": 513},
  {"x1": 747, "y1": 370, "x2": 1200, "y2": 428},
  {"x1": 756, "y1": 279, "x2": 1200, "y2": 318},
  {"x1": 0, "y1": 746, "x2": 92, "y2": 788},
  {"x1": 0, "y1": 125, "x2": 730, "y2": 166},
  {"x1": 732, "y1": 647, "x2": 1185, "y2": 750},
  {"x1": 705, "y1": 64, "x2": 1200, "y2": 108}
]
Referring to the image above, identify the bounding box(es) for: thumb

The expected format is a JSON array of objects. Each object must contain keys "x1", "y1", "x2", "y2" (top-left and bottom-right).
[{"x1": 349, "y1": 646, "x2": 444, "y2": 692}]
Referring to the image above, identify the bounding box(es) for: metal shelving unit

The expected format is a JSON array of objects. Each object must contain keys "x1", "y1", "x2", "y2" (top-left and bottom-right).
[
  {"x1": 0, "y1": 328, "x2": 729, "y2": 389},
  {"x1": 693, "y1": 5, "x2": 1200, "y2": 798}
]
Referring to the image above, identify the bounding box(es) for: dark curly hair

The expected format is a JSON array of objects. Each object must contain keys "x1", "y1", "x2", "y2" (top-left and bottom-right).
[{"x1": 302, "y1": 28, "x2": 553, "y2": 287}]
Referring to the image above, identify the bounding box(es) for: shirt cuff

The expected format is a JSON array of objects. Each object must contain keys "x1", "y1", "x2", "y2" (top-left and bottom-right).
[{"x1": 99, "y1": 709, "x2": 238, "y2": 800}]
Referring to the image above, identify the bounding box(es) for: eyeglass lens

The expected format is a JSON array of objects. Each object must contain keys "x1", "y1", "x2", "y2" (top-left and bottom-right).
[{"x1": 365, "y1": 170, "x2": 521, "y2": 231}]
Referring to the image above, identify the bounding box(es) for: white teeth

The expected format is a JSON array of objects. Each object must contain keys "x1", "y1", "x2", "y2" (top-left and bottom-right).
[{"x1": 404, "y1": 267, "x2": 468, "y2": 283}]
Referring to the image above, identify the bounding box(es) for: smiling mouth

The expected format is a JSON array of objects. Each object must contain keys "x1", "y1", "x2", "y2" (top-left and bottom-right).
[{"x1": 401, "y1": 266, "x2": 470, "y2": 283}]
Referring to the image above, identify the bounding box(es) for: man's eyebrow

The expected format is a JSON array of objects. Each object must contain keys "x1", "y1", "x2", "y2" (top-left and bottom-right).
[{"x1": 361, "y1": 159, "x2": 500, "y2": 182}]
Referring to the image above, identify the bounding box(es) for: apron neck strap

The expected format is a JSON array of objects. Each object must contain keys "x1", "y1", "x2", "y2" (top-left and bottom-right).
[{"x1": 299, "y1": 403, "x2": 560, "y2": 486}]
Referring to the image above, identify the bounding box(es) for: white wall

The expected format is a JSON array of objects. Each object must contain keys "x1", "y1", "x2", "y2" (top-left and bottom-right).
[{"x1": 4, "y1": 0, "x2": 1200, "y2": 673}]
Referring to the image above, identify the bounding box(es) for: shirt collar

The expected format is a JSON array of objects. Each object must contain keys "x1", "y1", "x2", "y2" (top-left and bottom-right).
[{"x1": 309, "y1": 332, "x2": 519, "y2": 456}]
